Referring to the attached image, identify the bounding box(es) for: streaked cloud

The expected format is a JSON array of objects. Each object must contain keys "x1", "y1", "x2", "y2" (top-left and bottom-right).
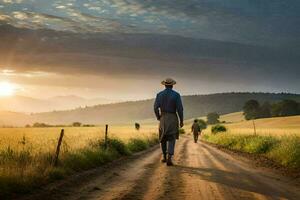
[
  {"x1": 0, "y1": 0, "x2": 298, "y2": 46},
  {"x1": 0, "y1": 0, "x2": 299, "y2": 97}
]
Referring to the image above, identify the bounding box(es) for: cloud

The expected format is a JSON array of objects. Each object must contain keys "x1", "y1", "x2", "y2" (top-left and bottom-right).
[
  {"x1": 2, "y1": 0, "x2": 23, "y2": 4},
  {"x1": 55, "y1": 5, "x2": 66, "y2": 9},
  {"x1": 12, "y1": 11, "x2": 27, "y2": 20},
  {"x1": 0, "y1": 25, "x2": 299, "y2": 89},
  {"x1": 0, "y1": 14, "x2": 11, "y2": 21},
  {"x1": 0, "y1": 0, "x2": 300, "y2": 95},
  {"x1": 0, "y1": 0, "x2": 299, "y2": 46}
]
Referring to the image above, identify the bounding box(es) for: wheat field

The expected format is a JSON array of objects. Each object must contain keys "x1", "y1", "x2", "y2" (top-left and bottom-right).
[
  {"x1": 184, "y1": 112, "x2": 300, "y2": 136},
  {"x1": 203, "y1": 113, "x2": 300, "y2": 136},
  {"x1": 0, "y1": 124, "x2": 158, "y2": 191},
  {"x1": 0, "y1": 124, "x2": 158, "y2": 154},
  {"x1": 222, "y1": 114, "x2": 300, "y2": 136}
]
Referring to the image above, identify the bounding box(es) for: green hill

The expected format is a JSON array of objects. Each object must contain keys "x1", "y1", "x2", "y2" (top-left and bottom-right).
[{"x1": 30, "y1": 92, "x2": 300, "y2": 125}]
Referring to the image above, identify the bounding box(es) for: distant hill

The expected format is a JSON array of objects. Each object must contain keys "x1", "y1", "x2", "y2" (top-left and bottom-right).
[
  {"x1": 219, "y1": 112, "x2": 245, "y2": 123},
  {"x1": 28, "y1": 92, "x2": 300, "y2": 126},
  {"x1": 0, "y1": 111, "x2": 31, "y2": 127},
  {"x1": 0, "y1": 95, "x2": 117, "y2": 113},
  {"x1": 1, "y1": 92, "x2": 299, "y2": 127}
]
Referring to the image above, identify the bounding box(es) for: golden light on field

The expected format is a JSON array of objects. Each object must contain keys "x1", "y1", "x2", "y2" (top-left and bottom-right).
[{"x1": 0, "y1": 81, "x2": 16, "y2": 96}]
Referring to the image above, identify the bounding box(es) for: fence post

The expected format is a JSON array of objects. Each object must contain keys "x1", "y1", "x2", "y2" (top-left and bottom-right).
[
  {"x1": 252, "y1": 120, "x2": 257, "y2": 136},
  {"x1": 53, "y1": 129, "x2": 64, "y2": 166},
  {"x1": 105, "y1": 124, "x2": 108, "y2": 149}
]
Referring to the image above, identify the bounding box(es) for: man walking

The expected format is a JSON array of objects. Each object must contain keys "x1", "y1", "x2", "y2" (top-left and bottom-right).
[
  {"x1": 154, "y1": 78, "x2": 184, "y2": 166},
  {"x1": 191, "y1": 119, "x2": 201, "y2": 143}
]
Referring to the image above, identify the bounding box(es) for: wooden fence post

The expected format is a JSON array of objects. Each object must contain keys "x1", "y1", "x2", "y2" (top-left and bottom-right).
[
  {"x1": 105, "y1": 124, "x2": 108, "y2": 149},
  {"x1": 252, "y1": 120, "x2": 257, "y2": 136},
  {"x1": 53, "y1": 129, "x2": 64, "y2": 166}
]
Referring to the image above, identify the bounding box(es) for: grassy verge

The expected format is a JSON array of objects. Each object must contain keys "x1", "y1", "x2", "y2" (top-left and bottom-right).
[
  {"x1": 202, "y1": 133, "x2": 300, "y2": 170},
  {"x1": 0, "y1": 134, "x2": 159, "y2": 199}
]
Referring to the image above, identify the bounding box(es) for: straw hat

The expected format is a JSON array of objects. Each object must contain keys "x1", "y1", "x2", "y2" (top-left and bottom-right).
[{"x1": 161, "y1": 78, "x2": 176, "y2": 86}]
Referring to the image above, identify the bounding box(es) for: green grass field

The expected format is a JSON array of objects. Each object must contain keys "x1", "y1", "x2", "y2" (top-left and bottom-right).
[{"x1": 201, "y1": 113, "x2": 300, "y2": 171}]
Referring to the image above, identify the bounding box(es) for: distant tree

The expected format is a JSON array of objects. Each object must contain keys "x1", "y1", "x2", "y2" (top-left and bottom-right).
[
  {"x1": 135, "y1": 123, "x2": 140, "y2": 131},
  {"x1": 25, "y1": 124, "x2": 31, "y2": 128},
  {"x1": 243, "y1": 100, "x2": 260, "y2": 120},
  {"x1": 72, "y1": 122, "x2": 82, "y2": 127},
  {"x1": 206, "y1": 112, "x2": 220, "y2": 124},
  {"x1": 271, "y1": 102, "x2": 281, "y2": 117},
  {"x1": 33, "y1": 122, "x2": 50, "y2": 127},
  {"x1": 211, "y1": 124, "x2": 227, "y2": 134},
  {"x1": 83, "y1": 124, "x2": 95, "y2": 127},
  {"x1": 197, "y1": 119, "x2": 207, "y2": 130},
  {"x1": 272, "y1": 99, "x2": 300, "y2": 117},
  {"x1": 54, "y1": 124, "x2": 67, "y2": 127},
  {"x1": 259, "y1": 102, "x2": 272, "y2": 118}
]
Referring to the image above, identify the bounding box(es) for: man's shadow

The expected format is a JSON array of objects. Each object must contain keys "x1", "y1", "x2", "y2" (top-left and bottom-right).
[{"x1": 173, "y1": 164, "x2": 293, "y2": 199}]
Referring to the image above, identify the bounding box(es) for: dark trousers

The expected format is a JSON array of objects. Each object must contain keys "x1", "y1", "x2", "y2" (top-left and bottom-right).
[
  {"x1": 161, "y1": 135, "x2": 176, "y2": 155},
  {"x1": 193, "y1": 133, "x2": 199, "y2": 143}
]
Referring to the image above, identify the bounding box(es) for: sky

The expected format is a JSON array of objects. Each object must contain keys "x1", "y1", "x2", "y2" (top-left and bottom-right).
[{"x1": 0, "y1": 0, "x2": 299, "y2": 101}]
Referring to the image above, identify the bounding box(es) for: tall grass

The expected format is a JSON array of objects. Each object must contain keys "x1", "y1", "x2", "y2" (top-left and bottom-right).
[
  {"x1": 203, "y1": 133, "x2": 300, "y2": 169},
  {"x1": 0, "y1": 133, "x2": 159, "y2": 199}
]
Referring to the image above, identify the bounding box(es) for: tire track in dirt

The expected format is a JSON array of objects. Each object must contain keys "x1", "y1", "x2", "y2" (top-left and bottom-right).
[
  {"x1": 199, "y1": 142, "x2": 300, "y2": 199},
  {"x1": 179, "y1": 138, "x2": 224, "y2": 200},
  {"x1": 199, "y1": 143, "x2": 262, "y2": 200},
  {"x1": 79, "y1": 148, "x2": 162, "y2": 200},
  {"x1": 119, "y1": 137, "x2": 189, "y2": 200},
  {"x1": 201, "y1": 143, "x2": 295, "y2": 199},
  {"x1": 116, "y1": 161, "x2": 162, "y2": 200},
  {"x1": 154, "y1": 138, "x2": 189, "y2": 200}
]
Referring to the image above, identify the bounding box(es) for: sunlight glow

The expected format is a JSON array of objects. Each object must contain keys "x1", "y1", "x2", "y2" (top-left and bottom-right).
[{"x1": 0, "y1": 81, "x2": 16, "y2": 96}]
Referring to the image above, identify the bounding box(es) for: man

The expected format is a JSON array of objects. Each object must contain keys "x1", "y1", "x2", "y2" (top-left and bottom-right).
[
  {"x1": 191, "y1": 119, "x2": 201, "y2": 143},
  {"x1": 154, "y1": 78, "x2": 184, "y2": 166}
]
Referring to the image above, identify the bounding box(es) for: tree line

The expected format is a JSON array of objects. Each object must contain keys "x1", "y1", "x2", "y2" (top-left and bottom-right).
[
  {"x1": 26, "y1": 122, "x2": 95, "y2": 128},
  {"x1": 243, "y1": 99, "x2": 300, "y2": 120}
]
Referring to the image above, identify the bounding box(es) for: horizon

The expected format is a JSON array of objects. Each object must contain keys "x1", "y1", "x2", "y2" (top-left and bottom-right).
[
  {"x1": 1, "y1": 90, "x2": 300, "y2": 100},
  {"x1": 1, "y1": 91, "x2": 299, "y2": 115}
]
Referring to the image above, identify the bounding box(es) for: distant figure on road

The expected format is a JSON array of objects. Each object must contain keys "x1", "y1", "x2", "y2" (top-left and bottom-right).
[
  {"x1": 154, "y1": 78, "x2": 184, "y2": 166},
  {"x1": 191, "y1": 119, "x2": 201, "y2": 143}
]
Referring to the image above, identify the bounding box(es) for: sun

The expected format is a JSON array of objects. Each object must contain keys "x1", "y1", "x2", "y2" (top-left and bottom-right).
[{"x1": 0, "y1": 81, "x2": 16, "y2": 97}]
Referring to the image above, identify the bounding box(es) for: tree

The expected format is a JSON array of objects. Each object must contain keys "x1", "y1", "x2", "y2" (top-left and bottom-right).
[
  {"x1": 211, "y1": 124, "x2": 227, "y2": 134},
  {"x1": 33, "y1": 122, "x2": 50, "y2": 127},
  {"x1": 72, "y1": 122, "x2": 82, "y2": 127},
  {"x1": 243, "y1": 100, "x2": 260, "y2": 120},
  {"x1": 135, "y1": 122, "x2": 140, "y2": 130},
  {"x1": 83, "y1": 124, "x2": 95, "y2": 127},
  {"x1": 273, "y1": 99, "x2": 300, "y2": 117},
  {"x1": 259, "y1": 102, "x2": 271, "y2": 118},
  {"x1": 206, "y1": 112, "x2": 220, "y2": 124},
  {"x1": 197, "y1": 119, "x2": 207, "y2": 130}
]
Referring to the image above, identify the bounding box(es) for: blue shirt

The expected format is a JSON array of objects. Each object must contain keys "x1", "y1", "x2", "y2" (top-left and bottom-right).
[{"x1": 154, "y1": 88, "x2": 184, "y2": 123}]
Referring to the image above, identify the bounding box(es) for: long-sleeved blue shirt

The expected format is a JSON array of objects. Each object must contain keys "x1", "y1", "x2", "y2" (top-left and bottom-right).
[{"x1": 154, "y1": 88, "x2": 184, "y2": 123}]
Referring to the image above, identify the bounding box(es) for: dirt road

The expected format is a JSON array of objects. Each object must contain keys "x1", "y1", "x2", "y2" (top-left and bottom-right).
[{"x1": 28, "y1": 136, "x2": 300, "y2": 200}]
